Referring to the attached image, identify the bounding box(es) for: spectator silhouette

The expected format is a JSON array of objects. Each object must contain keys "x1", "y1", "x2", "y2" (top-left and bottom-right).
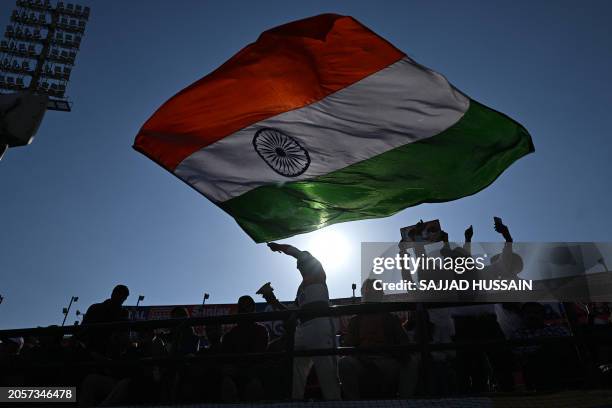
[
  {"x1": 339, "y1": 279, "x2": 411, "y2": 399},
  {"x1": 511, "y1": 302, "x2": 578, "y2": 389},
  {"x1": 204, "y1": 324, "x2": 223, "y2": 353},
  {"x1": 183, "y1": 323, "x2": 226, "y2": 403},
  {"x1": 82, "y1": 285, "x2": 129, "y2": 325},
  {"x1": 80, "y1": 284, "x2": 130, "y2": 357},
  {"x1": 220, "y1": 295, "x2": 268, "y2": 401},
  {"x1": 451, "y1": 219, "x2": 516, "y2": 392},
  {"x1": 263, "y1": 242, "x2": 341, "y2": 400},
  {"x1": 0, "y1": 337, "x2": 25, "y2": 386},
  {"x1": 486, "y1": 218, "x2": 524, "y2": 281},
  {"x1": 222, "y1": 296, "x2": 268, "y2": 354},
  {"x1": 167, "y1": 307, "x2": 199, "y2": 355}
]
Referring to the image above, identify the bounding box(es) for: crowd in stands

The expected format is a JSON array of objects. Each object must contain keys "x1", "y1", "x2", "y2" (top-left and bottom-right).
[{"x1": 1, "y1": 219, "x2": 612, "y2": 406}]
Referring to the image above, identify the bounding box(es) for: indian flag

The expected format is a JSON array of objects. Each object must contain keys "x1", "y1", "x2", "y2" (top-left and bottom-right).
[{"x1": 134, "y1": 14, "x2": 534, "y2": 243}]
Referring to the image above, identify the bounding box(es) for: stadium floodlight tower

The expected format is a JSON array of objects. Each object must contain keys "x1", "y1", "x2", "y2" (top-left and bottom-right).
[{"x1": 0, "y1": 0, "x2": 90, "y2": 160}]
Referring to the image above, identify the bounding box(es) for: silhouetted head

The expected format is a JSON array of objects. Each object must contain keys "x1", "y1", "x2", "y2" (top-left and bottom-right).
[
  {"x1": 238, "y1": 295, "x2": 256, "y2": 314},
  {"x1": 361, "y1": 278, "x2": 384, "y2": 303},
  {"x1": 39, "y1": 325, "x2": 63, "y2": 348},
  {"x1": 110, "y1": 284, "x2": 129, "y2": 306},
  {"x1": 491, "y1": 252, "x2": 524, "y2": 276},
  {"x1": 170, "y1": 307, "x2": 189, "y2": 319}
]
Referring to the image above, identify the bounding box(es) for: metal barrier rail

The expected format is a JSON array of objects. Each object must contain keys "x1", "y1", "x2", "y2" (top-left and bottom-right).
[
  {"x1": 2, "y1": 301, "x2": 609, "y2": 398},
  {"x1": 5, "y1": 334, "x2": 612, "y2": 370},
  {"x1": 0, "y1": 301, "x2": 494, "y2": 337}
]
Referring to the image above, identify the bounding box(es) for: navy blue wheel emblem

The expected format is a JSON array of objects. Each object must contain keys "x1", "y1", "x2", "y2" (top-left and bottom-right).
[{"x1": 253, "y1": 128, "x2": 310, "y2": 177}]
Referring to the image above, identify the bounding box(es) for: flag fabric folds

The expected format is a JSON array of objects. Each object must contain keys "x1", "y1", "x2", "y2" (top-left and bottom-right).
[{"x1": 133, "y1": 13, "x2": 534, "y2": 243}]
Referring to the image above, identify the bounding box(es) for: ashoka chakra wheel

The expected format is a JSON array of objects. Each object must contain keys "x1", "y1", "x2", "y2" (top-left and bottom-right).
[{"x1": 253, "y1": 128, "x2": 310, "y2": 177}]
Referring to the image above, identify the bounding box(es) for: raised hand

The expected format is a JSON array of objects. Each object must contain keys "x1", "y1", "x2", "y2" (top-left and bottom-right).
[
  {"x1": 493, "y1": 217, "x2": 512, "y2": 242},
  {"x1": 267, "y1": 242, "x2": 282, "y2": 252},
  {"x1": 464, "y1": 225, "x2": 473, "y2": 242}
]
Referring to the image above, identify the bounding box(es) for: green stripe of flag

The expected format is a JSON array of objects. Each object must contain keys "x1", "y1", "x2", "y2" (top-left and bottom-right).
[{"x1": 219, "y1": 99, "x2": 534, "y2": 243}]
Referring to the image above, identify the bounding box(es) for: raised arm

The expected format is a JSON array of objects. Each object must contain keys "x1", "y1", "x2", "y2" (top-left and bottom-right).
[
  {"x1": 493, "y1": 217, "x2": 522, "y2": 277},
  {"x1": 256, "y1": 282, "x2": 290, "y2": 311},
  {"x1": 263, "y1": 292, "x2": 290, "y2": 311},
  {"x1": 463, "y1": 225, "x2": 473, "y2": 255},
  {"x1": 494, "y1": 219, "x2": 513, "y2": 243},
  {"x1": 268, "y1": 242, "x2": 302, "y2": 258}
]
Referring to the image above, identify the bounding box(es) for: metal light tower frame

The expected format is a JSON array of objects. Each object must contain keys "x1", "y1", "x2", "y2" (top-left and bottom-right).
[
  {"x1": 0, "y1": 0, "x2": 90, "y2": 112},
  {"x1": 61, "y1": 295, "x2": 78, "y2": 326},
  {"x1": 201, "y1": 293, "x2": 209, "y2": 317},
  {"x1": 136, "y1": 295, "x2": 145, "y2": 308}
]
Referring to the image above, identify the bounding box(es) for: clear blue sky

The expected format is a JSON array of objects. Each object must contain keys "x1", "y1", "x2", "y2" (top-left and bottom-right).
[{"x1": 1, "y1": 0, "x2": 611, "y2": 329}]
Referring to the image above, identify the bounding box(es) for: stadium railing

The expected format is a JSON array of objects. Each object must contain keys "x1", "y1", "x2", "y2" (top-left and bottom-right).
[{"x1": 1, "y1": 301, "x2": 611, "y2": 398}]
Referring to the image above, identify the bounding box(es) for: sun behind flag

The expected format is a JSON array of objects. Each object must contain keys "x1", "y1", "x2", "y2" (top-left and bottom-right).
[{"x1": 133, "y1": 13, "x2": 534, "y2": 243}]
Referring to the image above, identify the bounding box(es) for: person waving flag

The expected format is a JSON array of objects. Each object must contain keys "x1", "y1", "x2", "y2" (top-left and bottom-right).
[{"x1": 134, "y1": 14, "x2": 534, "y2": 242}]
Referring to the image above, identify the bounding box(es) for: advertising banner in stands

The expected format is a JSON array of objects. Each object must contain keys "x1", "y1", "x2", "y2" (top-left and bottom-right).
[{"x1": 124, "y1": 298, "x2": 415, "y2": 339}]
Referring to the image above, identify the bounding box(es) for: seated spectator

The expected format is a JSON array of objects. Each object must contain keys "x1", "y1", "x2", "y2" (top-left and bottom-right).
[
  {"x1": 202, "y1": 324, "x2": 223, "y2": 353},
  {"x1": 95, "y1": 328, "x2": 168, "y2": 406},
  {"x1": 185, "y1": 323, "x2": 227, "y2": 402},
  {"x1": 512, "y1": 303, "x2": 571, "y2": 353},
  {"x1": 588, "y1": 302, "x2": 612, "y2": 326},
  {"x1": 21, "y1": 327, "x2": 65, "y2": 385},
  {"x1": 511, "y1": 302, "x2": 579, "y2": 389},
  {"x1": 338, "y1": 279, "x2": 410, "y2": 399},
  {"x1": 0, "y1": 337, "x2": 23, "y2": 356},
  {"x1": 404, "y1": 311, "x2": 456, "y2": 396},
  {"x1": 220, "y1": 295, "x2": 269, "y2": 401},
  {"x1": 100, "y1": 308, "x2": 199, "y2": 406},
  {"x1": 137, "y1": 329, "x2": 166, "y2": 358},
  {"x1": 260, "y1": 319, "x2": 293, "y2": 400},
  {"x1": 451, "y1": 219, "x2": 518, "y2": 392},
  {"x1": 0, "y1": 337, "x2": 25, "y2": 386},
  {"x1": 167, "y1": 306, "x2": 199, "y2": 355},
  {"x1": 222, "y1": 296, "x2": 268, "y2": 353},
  {"x1": 453, "y1": 310, "x2": 512, "y2": 392},
  {"x1": 583, "y1": 303, "x2": 612, "y2": 382}
]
